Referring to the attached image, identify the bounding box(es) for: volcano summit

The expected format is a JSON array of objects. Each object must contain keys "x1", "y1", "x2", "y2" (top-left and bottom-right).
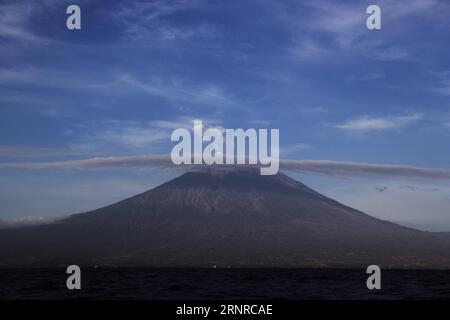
[{"x1": 1, "y1": 167, "x2": 450, "y2": 268}]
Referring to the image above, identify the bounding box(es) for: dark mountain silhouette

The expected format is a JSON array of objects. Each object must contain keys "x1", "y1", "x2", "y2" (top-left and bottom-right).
[{"x1": 1, "y1": 167, "x2": 450, "y2": 268}]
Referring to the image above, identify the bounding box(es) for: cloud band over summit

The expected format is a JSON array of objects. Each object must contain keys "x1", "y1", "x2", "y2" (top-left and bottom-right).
[{"x1": 2, "y1": 156, "x2": 450, "y2": 181}]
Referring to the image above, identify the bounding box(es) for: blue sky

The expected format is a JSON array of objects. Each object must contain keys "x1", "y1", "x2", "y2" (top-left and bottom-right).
[{"x1": 1, "y1": 0, "x2": 450, "y2": 230}]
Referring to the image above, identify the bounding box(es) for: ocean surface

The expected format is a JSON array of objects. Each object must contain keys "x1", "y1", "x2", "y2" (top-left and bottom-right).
[{"x1": 1, "y1": 268, "x2": 450, "y2": 300}]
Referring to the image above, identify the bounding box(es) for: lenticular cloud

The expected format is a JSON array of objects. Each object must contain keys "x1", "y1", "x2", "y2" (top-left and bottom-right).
[{"x1": 1, "y1": 155, "x2": 450, "y2": 181}]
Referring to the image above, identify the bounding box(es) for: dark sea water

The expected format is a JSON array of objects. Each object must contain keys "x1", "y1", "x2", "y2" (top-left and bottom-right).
[{"x1": 1, "y1": 268, "x2": 450, "y2": 300}]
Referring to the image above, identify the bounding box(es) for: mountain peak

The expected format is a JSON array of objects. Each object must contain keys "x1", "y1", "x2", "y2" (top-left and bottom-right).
[{"x1": 166, "y1": 166, "x2": 311, "y2": 193}]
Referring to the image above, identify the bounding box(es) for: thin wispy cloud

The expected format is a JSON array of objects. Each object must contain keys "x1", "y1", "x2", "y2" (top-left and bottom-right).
[
  {"x1": 429, "y1": 71, "x2": 450, "y2": 96},
  {"x1": 75, "y1": 117, "x2": 221, "y2": 152},
  {"x1": 287, "y1": 0, "x2": 441, "y2": 62},
  {"x1": 0, "y1": 67, "x2": 104, "y2": 92},
  {"x1": 289, "y1": 39, "x2": 330, "y2": 61},
  {"x1": 91, "y1": 125, "x2": 169, "y2": 149},
  {"x1": 332, "y1": 113, "x2": 423, "y2": 132},
  {"x1": 102, "y1": 73, "x2": 236, "y2": 107},
  {"x1": 433, "y1": 86, "x2": 450, "y2": 96},
  {"x1": 112, "y1": 0, "x2": 201, "y2": 27},
  {"x1": 0, "y1": 3, "x2": 47, "y2": 43},
  {"x1": 280, "y1": 143, "x2": 313, "y2": 158},
  {"x1": 247, "y1": 120, "x2": 270, "y2": 126},
  {"x1": 300, "y1": 106, "x2": 329, "y2": 114},
  {"x1": 346, "y1": 72, "x2": 385, "y2": 82},
  {"x1": 112, "y1": 0, "x2": 216, "y2": 43},
  {"x1": 0, "y1": 0, "x2": 68, "y2": 45}
]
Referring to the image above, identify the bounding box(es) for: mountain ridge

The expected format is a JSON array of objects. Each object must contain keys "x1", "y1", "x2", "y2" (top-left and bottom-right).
[{"x1": 1, "y1": 168, "x2": 450, "y2": 268}]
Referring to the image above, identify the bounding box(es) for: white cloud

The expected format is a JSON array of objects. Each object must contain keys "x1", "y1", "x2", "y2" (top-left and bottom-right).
[{"x1": 332, "y1": 113, "x2": 423, "y2": 132}]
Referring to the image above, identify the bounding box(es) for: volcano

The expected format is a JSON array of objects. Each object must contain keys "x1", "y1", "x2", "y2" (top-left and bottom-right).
[{"x1": 1, "y1": 167, "x2": 450, "y2": 268}]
